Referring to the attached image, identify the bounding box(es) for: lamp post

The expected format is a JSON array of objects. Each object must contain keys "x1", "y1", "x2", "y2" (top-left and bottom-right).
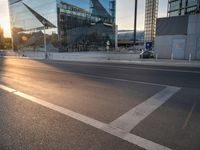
[
  {"x1": 44, "y1": 26, "x2": 47, "y2": 59},
  {"x1": 10, "y1": 15, "x2": 16, "y2": 51},
  {"x1": 42, "y1": 20, "x2": 47, "y2": 59},
  {"x1": 133, "y1": 0, "x2": 138, "y2": 46}
]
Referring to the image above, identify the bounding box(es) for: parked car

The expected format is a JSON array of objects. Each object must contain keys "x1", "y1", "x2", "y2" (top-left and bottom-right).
[{"x1": 140, "y1": 50, "x2": 155, "y2": 59}]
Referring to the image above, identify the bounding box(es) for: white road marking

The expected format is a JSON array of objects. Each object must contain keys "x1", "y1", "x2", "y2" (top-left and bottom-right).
[
  {"x1": 124, "y1": 133, "x2": 172, "y2": 150},
  {"x1": 13, "y1": 91, "x2": 105, "y2": 129},
  {"x1": 110, "y1": 86, "x2": 181, "y2": 132},
  {"x1": 46, "y1": 61, "x2": 200, "y2": 74},
  {"x1": 182, "y1": 102, "x2": 196, "y2": 129},
  {"x1": 0, "y1": 84, "x2": 173, "y2": 150},
  {"x1": 1, "y1": 65, "x2": 168, "y2": 87},
  {"x1": 0, "y1": 84, "x2": 16, "y2": 92},
  {"x1": 3, "y1": 58, "x2": 200, "y2": 73},
  {"x1": 74, "y1": 72, "x2": 168, "y2": 87},
  {"x1": 102, "y1": 125, "x2": 172, "y2": 150}
]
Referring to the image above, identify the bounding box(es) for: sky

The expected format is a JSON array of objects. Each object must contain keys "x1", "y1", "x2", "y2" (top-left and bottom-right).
[
  {"x1": 0, "y1": 0, "x2": 11, "y2": 37},
  {"x1": 0, "y1": 0, "x2": 168, "y2": 37}
]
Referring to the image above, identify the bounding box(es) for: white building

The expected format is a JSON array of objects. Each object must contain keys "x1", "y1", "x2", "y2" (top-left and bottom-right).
[{"x1": 155, "y1": 14, "x2": 200, "y2": 60}]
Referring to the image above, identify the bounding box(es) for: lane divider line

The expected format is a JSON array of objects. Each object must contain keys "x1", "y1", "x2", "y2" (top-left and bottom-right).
[
  {"x1": 44, "y1": 61, "x2": 200, "y2": 74},
  {"x1": 0, "y1": 84, "x2": 173, "y2": 150},
  {"x1": 182, "y1": 102, "x2": 196, "y2": 129},
  {"x1": 13, "y1": 91, "x2": 106, "y2": 129},
  {"x1": 1, "y1": 65, "x2": 168, "y2": 87},
  {"x1": 0, "y1": 84, "x2": 16, "y2": 93}
]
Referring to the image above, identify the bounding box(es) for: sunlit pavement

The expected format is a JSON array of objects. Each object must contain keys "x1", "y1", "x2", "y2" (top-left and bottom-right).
[{"x1": 0, "y1": 58, "x2": 200, "y2": 150}]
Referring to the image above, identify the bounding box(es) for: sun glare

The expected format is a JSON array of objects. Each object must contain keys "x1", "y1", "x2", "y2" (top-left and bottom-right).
[{"x1": 0, "y1": 17, "x2": 11, "y2": 37}]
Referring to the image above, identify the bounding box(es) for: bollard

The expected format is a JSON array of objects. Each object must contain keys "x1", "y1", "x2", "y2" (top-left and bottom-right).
[
  {"x1": 171, "y1": 53, "x2": 173, "y2": 61},
  {"x1": 156, "y1": 53, "x2": 158, "y2": 61},
  {"x1": 189, "y1": 53, "x2": 192, "y2": 62}
]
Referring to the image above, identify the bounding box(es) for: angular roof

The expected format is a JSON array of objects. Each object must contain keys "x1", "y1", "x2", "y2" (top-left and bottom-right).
[
  {"x1": 23, "y1": 2, "x2": 56, "y2": 28},
  {"x1": 90, "y1": 0, "x2": 111, "y2": 19}
]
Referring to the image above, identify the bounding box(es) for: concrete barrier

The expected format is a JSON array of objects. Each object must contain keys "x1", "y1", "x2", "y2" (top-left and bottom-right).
[
  {"x1": 22, "y1": 51, "x2": 45, "y2": 59},
  {"x1": 21, "y1": 51, "x2": 140, "y2": 61}
]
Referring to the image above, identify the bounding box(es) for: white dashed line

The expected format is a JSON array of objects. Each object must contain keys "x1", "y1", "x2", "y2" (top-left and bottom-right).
[{"x1": 182, "y1": 102, "x2": 196, "y2": 129}]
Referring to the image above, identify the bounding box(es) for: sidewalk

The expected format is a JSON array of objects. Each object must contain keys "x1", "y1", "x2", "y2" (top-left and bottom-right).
[{"x1": 1, "y1": 51, "x2": 200, "y2": 68}]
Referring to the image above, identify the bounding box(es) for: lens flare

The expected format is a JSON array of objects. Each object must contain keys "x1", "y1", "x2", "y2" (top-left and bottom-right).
[{"x1": 0, "y1": 17, "x2": 11, "y2": 37}]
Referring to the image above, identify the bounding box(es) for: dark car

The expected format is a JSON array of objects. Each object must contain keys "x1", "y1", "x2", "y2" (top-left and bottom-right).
[{"x1": 140, "y1": 50, "x2": 155, "y2": 59}]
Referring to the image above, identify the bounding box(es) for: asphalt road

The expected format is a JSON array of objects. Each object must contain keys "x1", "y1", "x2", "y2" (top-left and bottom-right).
[{"x1": 0, "y1": 58, "x2": 200, "y2": 150}]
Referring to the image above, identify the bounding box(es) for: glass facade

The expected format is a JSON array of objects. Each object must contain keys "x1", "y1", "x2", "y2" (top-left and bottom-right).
[
  {"x1": 8, "y1": 0, "x2": 116, "y2": 51},
  {"x1": 168, "y1": 0, "x2": 200, "y2": 17},
  {"x1": 144, "y1": 0, "x2": 159, "y2": 42}
]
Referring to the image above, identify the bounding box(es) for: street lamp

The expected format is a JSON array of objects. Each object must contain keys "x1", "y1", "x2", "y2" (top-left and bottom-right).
[
  {"x1": 10, "y1": 15, "x2": 17, "y2": 51},
  {"x1": 133, "y1": 0, "x2": 138, "y2": 46},
  {"x1": 42, "y1": 20, "x2": 47, "y2": 59}
]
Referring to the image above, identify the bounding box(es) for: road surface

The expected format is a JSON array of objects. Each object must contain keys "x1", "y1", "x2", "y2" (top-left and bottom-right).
[{"x1": 0, "y1": 58, "x2": 200, "y2": 150}]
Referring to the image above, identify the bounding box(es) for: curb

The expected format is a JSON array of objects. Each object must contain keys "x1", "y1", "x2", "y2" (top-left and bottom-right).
[{"x1": 1, "y1": 56, "x2": 200, "y2": 68}]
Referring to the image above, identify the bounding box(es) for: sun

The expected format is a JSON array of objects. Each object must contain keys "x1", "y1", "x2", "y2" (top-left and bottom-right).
[{"x1": 0, "y1": 17, "x2": 11, "y2": 37}]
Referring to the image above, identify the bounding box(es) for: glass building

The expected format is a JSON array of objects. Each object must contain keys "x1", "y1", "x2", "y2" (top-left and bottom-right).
[
  {"x1": 168, "y1": 0, "x2": 200, "y2": 17},
  {"x1": 8, "y1": 0, "x2": 116, "y2": 51},
  {"x1": 144, "y1": 0, "x2": 159, "y2": 43}
]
